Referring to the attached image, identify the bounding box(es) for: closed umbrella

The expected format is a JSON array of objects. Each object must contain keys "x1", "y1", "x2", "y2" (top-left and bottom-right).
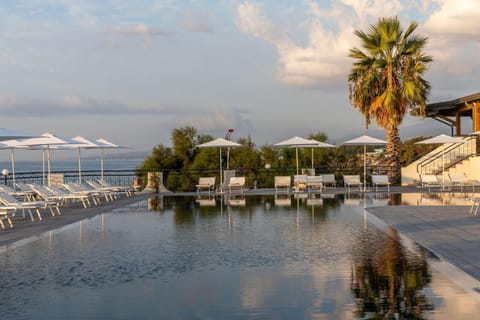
[
  {"x1": 197, "y1": 138, "x2": 242, "y2": 187},
  {"x1": 415, "y1": 134, "x2": 464, "y2": 190},
  {"x1": 342, "y1": 135, "x2": 387, "y2": 192}
]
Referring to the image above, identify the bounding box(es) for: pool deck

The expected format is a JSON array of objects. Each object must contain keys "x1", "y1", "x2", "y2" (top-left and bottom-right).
[{"x1": 366, "y1": 204, "x2": 480, "y2": 297}]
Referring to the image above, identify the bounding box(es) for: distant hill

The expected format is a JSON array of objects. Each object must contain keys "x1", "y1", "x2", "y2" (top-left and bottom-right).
[{"x1": 75, "y1": 150, "x2": 150, "y2": 161}]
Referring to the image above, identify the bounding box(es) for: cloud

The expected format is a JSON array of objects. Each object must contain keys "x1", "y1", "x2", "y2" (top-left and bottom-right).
[
  {"x1": 112, "y1": 23, "x2": 171, "y2": 36},
  {"x1": 236, "y1": 1, "x2": 357, "y2": 86},
  {"x1": 0, "y1": 94, "x2": 177, "y2": 117},
  {"x1": 236, "y1": 0, "x2": 480, "y2": 87},
  {"x1": 178, "y1": 107, "x2": 254, "y2": 136},
  {"x1": 181, "y1": 9, "x2": 214, "y2": 33},
  {"x1": 423, "y1": 0, "x2": 480, "y2": 40},
  {"x1": 422, "y1": 0, "x2": 480, "y2": 74}
]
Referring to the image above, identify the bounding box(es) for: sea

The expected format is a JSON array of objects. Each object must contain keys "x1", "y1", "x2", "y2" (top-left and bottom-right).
[{"x1": 0, "y1": 159, "x2": 144, "y2": 173}]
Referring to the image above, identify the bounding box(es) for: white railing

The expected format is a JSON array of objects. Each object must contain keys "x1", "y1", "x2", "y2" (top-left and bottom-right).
[{"x1": 417, "y1": 136, "x2": 477, "y2": 175}]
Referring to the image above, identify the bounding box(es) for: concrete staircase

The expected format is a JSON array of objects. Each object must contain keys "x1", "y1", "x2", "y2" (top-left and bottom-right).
[{"x1": 401, "y1": 136, "x2": 478, "y2": 186}]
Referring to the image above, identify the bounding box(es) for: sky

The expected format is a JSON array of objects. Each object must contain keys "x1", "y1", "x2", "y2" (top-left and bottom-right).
[{"x1": 0, "y1": 0, "x2": 479, "y2": 157}]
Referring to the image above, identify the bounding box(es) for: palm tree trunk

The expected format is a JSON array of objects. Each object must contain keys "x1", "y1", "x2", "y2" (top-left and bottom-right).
[{"x1": 386, "y1": 123, "x2": 401, "y2": 184}]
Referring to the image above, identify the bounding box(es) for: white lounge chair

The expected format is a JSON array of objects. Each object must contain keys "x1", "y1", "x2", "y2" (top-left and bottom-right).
[
  {"x1": 97, "y1": 179, "x2": 133, "y2": 197},
  {"x1": 321, "y1": 174, "x2": 336, "y2": 188},
  {"x1": 228, "y1": 177, "x2": 245, "y2": 194},
  {"x1": 84, "y1": 181, "x2": 118, "y2": 201},
  {"x1": 371, "y1": 174, "x2": 391, "y2": 192},
  {"x1": 29, "y1": 184, "x2": 87, "y2": 209},
  {"x1": 274, "y1": 176, "x2": 291, "y2": 193},
  {"x1": 63, "y1": 182, "x2": 104, "y2": 205},
  {"x1": 49, "y1": 185, "x2": 95, "y2": 207},
  {"x1": 343, "y1": 175, "x2": 362, "y2": 193},
  {"x1": 468, "y1": 197, "x2": 480, "y2": 215},
  {"x1": 306, "y1": 176, "x2": 323, "y2": 193},
  {"x1": 448, "y1": 173, "x2": 468, "y2": 191},
  {"x1": 196, "y1": 177, "x2": 216, "y2": 195},
  {"x1": 0, "y1": 206, "x2": 15, "y2": 229},
  {"x1": 293, "y1": 175, "x2": 308, "y2": 192},
  {"x1": 420, "y1": 175, "x2": 442, "y2": 191},
  {"x1": 0, "y1": 192, "x2": 57, "y2": 221}
]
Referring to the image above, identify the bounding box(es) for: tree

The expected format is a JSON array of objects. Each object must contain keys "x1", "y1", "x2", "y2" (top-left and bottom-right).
[
  {"x1": 348, "y1": 17, "x2": 432, "y2": 183},
  {"x1": 138, "y1": 144, "x2": 176, "y2": 171},
  {"x1": 171, "y1": 126, "x2": 197, "y2": 168}
]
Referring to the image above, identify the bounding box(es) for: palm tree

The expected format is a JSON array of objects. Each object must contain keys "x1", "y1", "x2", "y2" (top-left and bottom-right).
[{"x1": 348, "y1": 17, "x2": 432, "y2": 183}]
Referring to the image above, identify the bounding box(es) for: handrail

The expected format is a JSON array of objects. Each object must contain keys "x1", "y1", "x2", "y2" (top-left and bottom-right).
[{"x1": 416, "y1": 136, "x2": 476, "y2": 175}]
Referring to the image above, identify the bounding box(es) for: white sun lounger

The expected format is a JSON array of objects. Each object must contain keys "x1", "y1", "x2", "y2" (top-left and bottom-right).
[
  {"x1": 343, "y1": 175, "x2": 362, "y2": 193},
  {"x1": 306, "y1": 176, "x2": 323, "y2": 193},
  {"x1": 371, "y1": 175, "x2": 391, "y2": 192},
  {"x1": 228, "y1": 177, "x2": 245, "y2": 194},
  {"x1": 196, "y1": 177, "x2": 216, "y2": 195},
  {"x1": 420, "y1": 175, "x2": 442, "y2": 191},
  {"x1": 321, "y1": 174, "x2": 336, "y2": 188},
  {"x1": 0, "y1": 192, "x2": 57, "y2": 221},
  {"x1": 274, "y1": 176, "x2": 291, "y2": 193}
]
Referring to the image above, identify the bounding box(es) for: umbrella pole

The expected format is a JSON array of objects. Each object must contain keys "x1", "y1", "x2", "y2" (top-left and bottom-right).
[
  {"x1": 100, "y1": 148, "x2": 104, "y2": 181},
  {"x1": 311, "y1": 148, "x2": 314, "y2": 172},
  {"x1": 47, "y1": 146, "x2": 51, "y2": 186},
  {"x1": 78, "y1": 147, "x2": 82, "y2": 183},
  {"x1": 219, "y1": 148, "x2": 223, "y2": 191},
  {"x1": 42, "y1": 150, "x2": 45, "y2": 185},
  {"x1": 442, "y1": 151, "x2": 445, "y2": 190},
  {"x1": 11, "y1": 149, "x2": 15, "y2": 189},
  {"x1": 364, "y1": 144, "x2": 367, "y2": 192},
  {"x1": 296, "y1": 147, "x2": 299, "y2": 176}
]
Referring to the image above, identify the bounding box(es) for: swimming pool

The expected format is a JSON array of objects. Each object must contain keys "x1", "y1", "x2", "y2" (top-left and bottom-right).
[{"x1": 0, "y1": 194, "x2": 479, "y2": 319}]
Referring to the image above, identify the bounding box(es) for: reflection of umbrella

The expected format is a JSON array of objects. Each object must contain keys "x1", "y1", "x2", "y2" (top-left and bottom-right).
[
  {"x1": 274, "y1": 136, "x2": 320, "y2": 176},
  {"x1": 416, "y1": 134, "x2": 464, "y2": 189},
  {"x1": 308, "y1": 139, "x2": 336, "y2": 171},
  {"x1": 197, "y1": 138, "x2": 242, "y2": 186},
  {"x1": 16, "y1": 133, "x2": 76, "y2": 185},
  {"x1": 342, "y1": 135, "x2": 387, "y2": 192},
  {"x1": 95, "y1": 138, "x2": 126, "y2": 180}
]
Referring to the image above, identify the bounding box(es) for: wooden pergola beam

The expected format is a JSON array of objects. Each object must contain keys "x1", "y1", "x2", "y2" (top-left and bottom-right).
[{"x1": 474, "y1": 102, "x2": 480, "y2": 132}]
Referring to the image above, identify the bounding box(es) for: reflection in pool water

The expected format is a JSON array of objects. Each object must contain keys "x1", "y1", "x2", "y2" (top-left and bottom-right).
[{"x1": 0, "y1": 194, "x2": 479, "y2": 319}]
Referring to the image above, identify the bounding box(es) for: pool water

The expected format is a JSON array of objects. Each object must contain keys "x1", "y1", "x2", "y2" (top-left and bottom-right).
[{"x1": 0, "y1": 194, "x2": 479, "y2": 319}]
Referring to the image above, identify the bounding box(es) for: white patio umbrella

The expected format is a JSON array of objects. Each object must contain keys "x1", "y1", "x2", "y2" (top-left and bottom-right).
[
  {"x1": 16, "y1": 133, "x2": 77, "y2": 185},
  {"x1": 197, "y1": 137, "x2": 242, "y2": 187},
  {"x1": 0, "y1": 140, "x2": 32, "y2": 188},
  {"x1": 274, "y1": 136, "x2": 324, "y2": 176},
  {"x1": 308, "y1": 139, "x2": 336, "y2": 171},
  {"x1": 342, "y1": 134, "x2": 387, "y2": 192},
  {"x1": 51, "y1": 136, "x2": 100, "y2": 183},
  {"x1": 415, "y1": 134, "x2": 464, "y2": 190},
  {"x1": 95, "y1": 138, "x2": 126, "y2": 180}
]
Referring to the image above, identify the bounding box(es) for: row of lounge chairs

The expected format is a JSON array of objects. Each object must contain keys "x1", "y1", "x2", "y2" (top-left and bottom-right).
[
  {"x1": 196, "y1": 176, "x2": 247, "y2": 195},
  {"x1": 420, "y1": 173, "x2": 480, "y2": 191},
  {"x1": 196, "y1": 174, "x2": 392, "y2": 195},
  {"x1": 0, "y1": 179, "x2": 133, "y2": 230}
]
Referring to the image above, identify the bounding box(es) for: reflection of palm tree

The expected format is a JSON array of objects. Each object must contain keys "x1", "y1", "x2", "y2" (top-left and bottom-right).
[{"x1": 351, "y1": 226, "x2": 432, "y2": 319}]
